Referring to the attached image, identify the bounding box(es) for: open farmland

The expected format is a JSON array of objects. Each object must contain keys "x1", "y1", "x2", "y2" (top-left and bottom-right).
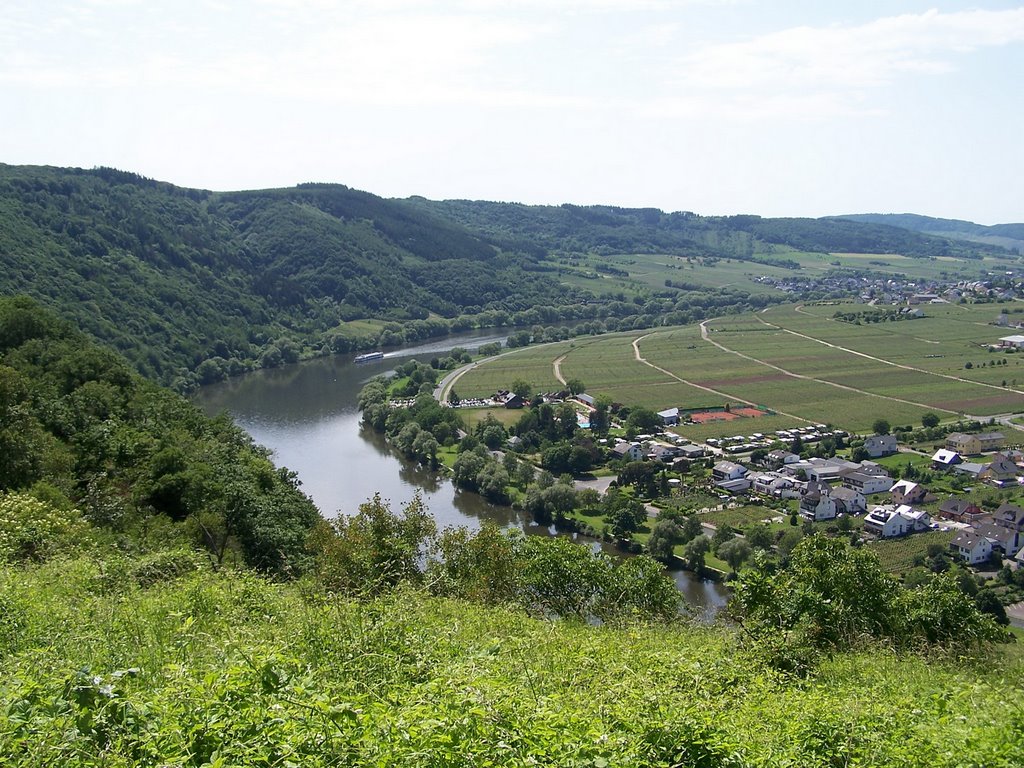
[{"x1": 452, "y1": 302, "x2": 1024, "y2": 436}]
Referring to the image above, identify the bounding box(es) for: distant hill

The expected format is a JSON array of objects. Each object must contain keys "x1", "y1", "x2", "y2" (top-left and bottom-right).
[
  {"x1": 839, "y1": 213, "x2": 1024, "y2": 254},
  {"x1": 0, "y1": 164, "x2": 1012, "y2": 388}
]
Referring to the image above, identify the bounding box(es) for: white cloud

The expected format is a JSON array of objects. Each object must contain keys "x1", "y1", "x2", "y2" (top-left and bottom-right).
[{"x1": 670, "y1": 7, "x2": 1024, "y2": 112}]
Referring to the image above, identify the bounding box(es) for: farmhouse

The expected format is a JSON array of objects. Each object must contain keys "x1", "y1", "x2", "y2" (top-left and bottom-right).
[
  {"x1": 949, "y1": 530, "x2": 993, "y2": 565},
  {"x1": 863, "y1": 434, "x2": 898, "y2": 458}
]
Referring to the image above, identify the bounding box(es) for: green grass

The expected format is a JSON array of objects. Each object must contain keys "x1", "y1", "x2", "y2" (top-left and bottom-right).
[{"x1": 2, "y1": 557, "x2": 1022, "y2": 766}]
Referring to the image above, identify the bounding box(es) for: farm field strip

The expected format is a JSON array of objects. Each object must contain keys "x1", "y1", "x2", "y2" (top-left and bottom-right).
[
  {"x1": 748, "y1": 310, "x2": 1024, "y2": 406},
  {"x1": 698, "y1": 320, "x2": 965, "y2": 416}
]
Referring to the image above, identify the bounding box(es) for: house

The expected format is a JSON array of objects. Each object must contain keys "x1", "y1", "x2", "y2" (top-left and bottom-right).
[
  {"x1": 980, "y1": 453, "x2": 1019, "y2": 484},
  {"x1": 992, "y1": 502, "x2": 1024, "y2": 532},
  {"x1": 863, "y1": 505, "x2": 914, "y2": 538},
  {"x1": 712, "y1": 460, "x2": 748, "y2": 482},
  {"x1": 716, "y1": 477, "x2": 752, "y2": 494},
  {"x1": 830, "y1": 486, "x2": 866, "y2": 515},
  {"x1": 953, "y1": 462, "x2": 985, "y2": 479},
  {"x1": 902, "y1": 507, "x2": 932, "y2": 532},
  {"x1": 930, "y1": 449, "x2": 963, "y2": 470},
  {"x1": 799, "y1": 481, "x2": 837, "y2": 522},
  {"x1": 889, "y1": 480, "x2": 927, "y2": 505},
  {"x1": 647, "y1": 443, "x2": 680, "y2": 463},
  {"x1": 946, "y1": 431, "x2": 1005, "y2": 455},
  {"x1": 677, "y1": 444, "x2": 705, "y2": 460},
  {"x1": 767, "y1": 449, "x2": 800, "y2": 469},
  {"x1": 949, "y1": 530, "x2": 994, "y2": 565},
  {"x1": 751, "y1": 472, "x2": 800, "y2": 499},
  {"x1": 937, "y1": 497, "x2": 983, "y2": 523},
  {"x1": 998, "y1": 334, "x2": 1024, "y2": 348},
  {"x1": 611, "y1": 442, "x2": 645, "y2": 461},
  {"x1": 657, "y1": 407, "x2": 679, "y2": 426},
  {"x1": 946, "y1": 432, "x2": 981, "y2": 455},
  {"x1": 842, "y1": 471, "x2": 894, "y2": 495},
  {"x1": 977, "y1": 432, "x2": 1006, "y2": 451},
  {"x1": 864, "y1": 434, "x2": 898, "y2": 458},
  {"x1": 973, "y1": 520, "x2": 1020, "y2": 555}
]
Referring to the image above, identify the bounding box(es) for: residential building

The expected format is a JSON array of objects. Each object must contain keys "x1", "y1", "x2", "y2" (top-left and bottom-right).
[
  {"x1": 992, "y1": 502, "x2": 1024, "y2": 532},
  {"x1": 930, "y1": 449, "x2": 962, "y2": 470},
  {"x1": 831, "y1": 486, "x2": 866, "y2": 515},
  {"x1": 842, "y1": 471, "x2": 894, "y2": 495},
  {"x1": 890, "y1": 480, "x2": 927, "y2": 506},
  {"x1": 799, "y1": 481, "x2": 837, "y2": 522},
  {"x1": 937, "y1": 498, "x2": 983, "y2": 523},
  {"x1": 949, "y1": 530, "x2": 994, "y2": 565},
  {"x1": 767, "y1": 449, "x2": 800, "y2": 469},
  {"x1": 946, "y1": 431, "x2": 1005, "y2": 455},
  {"x1": 981, "y1": 453, "x2": 1019, "y2": 484},
  {"x1": 611, "y1": 442, "x2": 644, "y2": 461},
  {"x1": 863, "y1": 506, "x2": 913, "y2": 538},
  {"x1": 713, "y1": 460, "x2": 748, "y2": 482},
  {"x1": 864, "y1": 434, "x2": 899, "y2": 458},
  {"x1": 973, "y1": 520, "x2": 1020, "y2": 555}
]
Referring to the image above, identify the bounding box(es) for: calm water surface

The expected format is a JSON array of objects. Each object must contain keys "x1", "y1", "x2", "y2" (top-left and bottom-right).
[{"x1": 194, "y1": 330, "x2": 728, "y2": 618}]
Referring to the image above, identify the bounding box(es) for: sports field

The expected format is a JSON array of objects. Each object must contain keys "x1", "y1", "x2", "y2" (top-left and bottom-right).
[{"x1": 451, "y1": 302, "x2": 1024, "y2": 436}]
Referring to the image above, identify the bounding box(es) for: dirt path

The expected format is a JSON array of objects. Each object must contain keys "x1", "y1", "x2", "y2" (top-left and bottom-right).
[
  {"x1": 699, "y1": 319, "x2": 962, "y2": 416},
  {"x1": 771, "y1": 307, "x2": 1024, "y2": 397},
  {"x1": 553, "y1": 354, "x2": 567, "y2": 386}
]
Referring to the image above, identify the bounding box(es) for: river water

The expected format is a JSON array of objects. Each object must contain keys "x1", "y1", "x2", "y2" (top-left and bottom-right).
[{"x1": 194, "y1": 329, "x2": 728, "y2": 618}]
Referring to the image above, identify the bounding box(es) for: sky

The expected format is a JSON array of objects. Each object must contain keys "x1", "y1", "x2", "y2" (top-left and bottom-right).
[{"x1": 2, "y1": 1, "x2": 1023, "y2": 223}]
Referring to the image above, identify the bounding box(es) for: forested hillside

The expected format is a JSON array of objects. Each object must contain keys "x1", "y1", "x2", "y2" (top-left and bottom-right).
[
  {"x1": 408, "y1": 198, "x2": 1009, "y2": 261},
  {"x1": 840, "y1": 213, "x2": 1024, "y2": 253},
  {"x1": 0, "y1": 297, "x2": 319, "y2": 575},
  {"x1": 0, "y1": 164, "x2": 1010, "y2": 391}
]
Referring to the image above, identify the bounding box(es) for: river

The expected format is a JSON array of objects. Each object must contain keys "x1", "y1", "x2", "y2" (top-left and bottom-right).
[{"x1": 194, "y1": 329, "x2": 729, "y2": 618}]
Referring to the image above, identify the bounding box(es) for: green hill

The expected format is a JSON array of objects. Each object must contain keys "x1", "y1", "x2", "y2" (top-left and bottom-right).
[
  {"x1": 0, "y1": 164, "x2": 1012, "y2": 391},
  {"x1": 840, "y1": 213, "x2": 1024, "y2": 254}
]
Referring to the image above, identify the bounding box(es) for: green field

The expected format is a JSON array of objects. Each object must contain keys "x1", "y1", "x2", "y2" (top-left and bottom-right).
[{"x1": 453, "y1": 300, "x2": 1024, "y2": 436}]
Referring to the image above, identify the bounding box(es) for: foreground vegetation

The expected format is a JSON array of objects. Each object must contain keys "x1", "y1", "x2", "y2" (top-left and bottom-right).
[{"x1": 2, "y1": 554, "x2": 1021, "y2": 767}]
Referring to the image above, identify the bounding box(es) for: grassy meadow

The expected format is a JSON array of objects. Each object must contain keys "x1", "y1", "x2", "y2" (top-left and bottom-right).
[{"x1": 2, "y1": 557, "x2": 1022, "y2": 767}]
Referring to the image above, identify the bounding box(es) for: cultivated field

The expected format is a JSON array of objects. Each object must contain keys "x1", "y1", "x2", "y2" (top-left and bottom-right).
[{"x1": 452, "y1": 302, "x2": 1024, "y2": 436}]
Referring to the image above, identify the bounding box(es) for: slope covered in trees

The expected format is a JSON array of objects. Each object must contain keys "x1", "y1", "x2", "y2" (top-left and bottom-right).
[
  {"x1": 0, "y1": 164, "x2": 1011, "y2": 391},
  {"x1": 840, "y1": 212, "x2": 1024, "y2": 253},
  {"x1": 0, "y1": 296, "x2": 319, "y2": 575}
]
